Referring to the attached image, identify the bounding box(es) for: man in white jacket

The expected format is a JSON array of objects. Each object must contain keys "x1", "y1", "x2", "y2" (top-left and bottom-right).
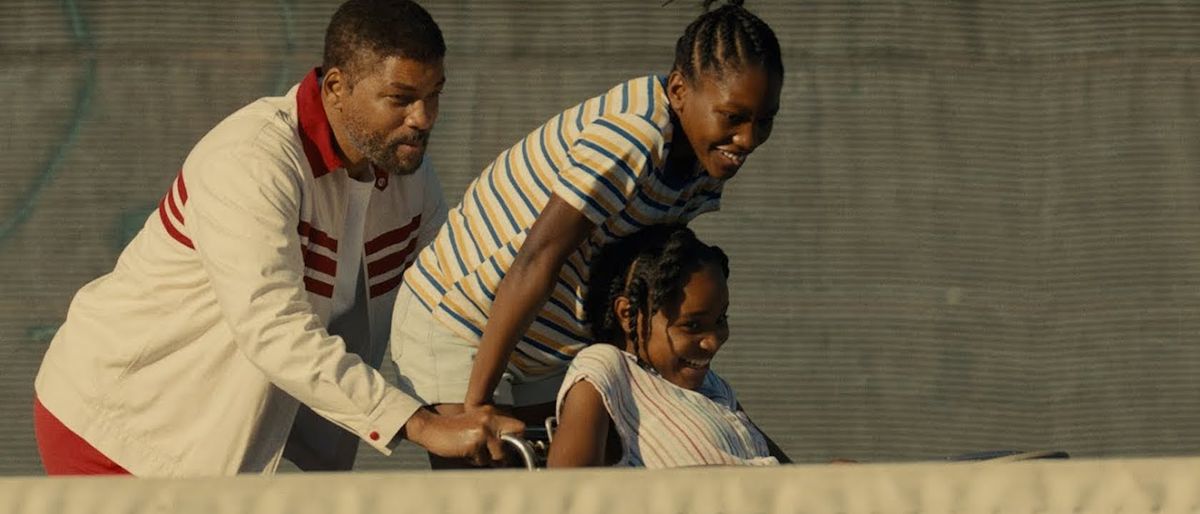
[{"x1": 32, "y1": 0, "x2": 521, "y2": 476}]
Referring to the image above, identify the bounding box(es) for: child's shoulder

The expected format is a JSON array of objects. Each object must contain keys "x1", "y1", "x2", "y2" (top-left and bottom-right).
[
  {"x1": 574, "y1": 343, "x2": 633, "y2": 367},
  {"x1": 567, "y1": 344, "x2": 639, "y2": 394},
  {"x1": 594, "y1": 74, "x2": 672, "y2": 127},
  {"x1": 603, "y1": 74, "x2": 666, "y2": 99},
  {"x1": 698, "y1": 370, "x2": 739, "y2": 409}
]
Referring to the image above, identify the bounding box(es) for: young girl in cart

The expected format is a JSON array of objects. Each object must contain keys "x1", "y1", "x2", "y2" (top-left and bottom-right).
[{"x1": 548, "y1": 224, "x2": 789, "y2": 467}]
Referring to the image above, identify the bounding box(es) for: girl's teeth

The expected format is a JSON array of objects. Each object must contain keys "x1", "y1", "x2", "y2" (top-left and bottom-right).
[{"x1": 720, "y1": 151, "x2": 745, "y2": 164}]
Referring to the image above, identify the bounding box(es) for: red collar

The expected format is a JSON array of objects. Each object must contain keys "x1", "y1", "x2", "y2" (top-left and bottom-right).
[
  {"x1": 296, "y1": 68, "x2": 345, "y2": 178},
  {"x1": 296, "y1": 68, "x2": 392, "y2": 190}
]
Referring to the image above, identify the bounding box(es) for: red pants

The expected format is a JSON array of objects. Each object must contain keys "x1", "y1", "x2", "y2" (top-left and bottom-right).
[{"x1": 33, "y1": 397, "x2": 130, "y2": 475}]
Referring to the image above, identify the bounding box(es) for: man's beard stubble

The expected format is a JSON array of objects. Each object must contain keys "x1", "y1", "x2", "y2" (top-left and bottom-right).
[{"x1": 344, "y1": 118, "x2": 427, "y2": 177}]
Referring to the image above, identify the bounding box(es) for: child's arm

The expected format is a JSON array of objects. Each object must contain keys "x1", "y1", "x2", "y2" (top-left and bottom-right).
[
  {"x1": 546, "y1": 380, "x2": 610, "y2": 467},
  {"x1": 463, "y1": 195, "x2": 594, "y2": 408}
]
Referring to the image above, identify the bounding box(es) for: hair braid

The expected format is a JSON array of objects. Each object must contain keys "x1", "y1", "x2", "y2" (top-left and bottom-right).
[
  {"x1": 666, "y1": 0, "x2": 783, "y2": 83},
  {"x1": 623, "y1": 276, "x2": 649, "y2": 363},
  {"x1": 584, "y1": 224, "x2": 730, "y2": 367}
]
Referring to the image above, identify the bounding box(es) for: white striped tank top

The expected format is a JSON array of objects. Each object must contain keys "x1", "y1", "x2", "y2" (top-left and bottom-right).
[{"x1": 556, "y1": 344, "x2": 778, "y2": 468}]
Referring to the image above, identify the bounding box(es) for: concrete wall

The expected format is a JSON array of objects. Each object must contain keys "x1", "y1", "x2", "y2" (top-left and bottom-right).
[{"x1": 1, "y1": 0, "x2": 1198, "y2": 474}]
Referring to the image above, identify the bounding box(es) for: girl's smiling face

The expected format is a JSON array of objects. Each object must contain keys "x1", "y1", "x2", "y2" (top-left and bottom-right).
[
  {"x1": 621, "y1": 261, "x2": 730, "y2": 390},
  {"x1": 668, "y1": 64, "x2": 782, "y2": 181}
]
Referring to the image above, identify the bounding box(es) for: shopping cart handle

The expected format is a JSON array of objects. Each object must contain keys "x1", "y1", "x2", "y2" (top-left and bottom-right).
[
  {"x1": 500, "y1": 434, "x2": 540, "y2": 470},
  {"x1": 499, "y1": 420, "x2": 556, "y2": 470}
]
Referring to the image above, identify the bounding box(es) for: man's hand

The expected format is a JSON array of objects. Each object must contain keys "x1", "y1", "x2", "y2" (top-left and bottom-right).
[{"x1": 402, "y1": 406, "x2": 525, "y2": 467}]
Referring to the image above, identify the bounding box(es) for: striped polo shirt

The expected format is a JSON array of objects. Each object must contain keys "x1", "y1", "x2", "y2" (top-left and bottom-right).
[
  {"x1": 405, "y1": 75, "x2": 725, "y2": 377},
  {"x1": 557, "y1": 344, "x2": 778, "y2": 468}
]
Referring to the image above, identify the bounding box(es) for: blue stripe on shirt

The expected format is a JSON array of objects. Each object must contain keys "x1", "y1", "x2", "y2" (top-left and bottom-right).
[
  {"x1": 555, "y1": 113, "x2": 571, "y2": 155},
  {"x1": 502, "y1": 152, "x2": 539, "y2": 221},
  {"x1": 470, "y1": 186, "x2": 503, "y2": 247},
  {"x1": 573, "y1": 140, "x2": 637, "y2": 193},
  {"x1": 594, "y1": 118, "x2": 651, "y2": 158},
  {"x1": 558, "y1": 174, "x2": 611, "y2": 219},
  {"x1": 645, "y1": 76, "x2": 655, "y2": 118},
  {"x1": 487, "y1": 157, "x2": 522, "y2": 233},
  {"x1": 522, "y1": 136, "x2": 553, "y2": 197}
]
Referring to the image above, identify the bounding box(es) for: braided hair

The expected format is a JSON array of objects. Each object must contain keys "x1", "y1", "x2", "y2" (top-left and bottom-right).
[
  {"x1": 666, "y1": 0, "x2": 783, "y2": 83},
  {"x1": 585, "y1": 225, "x2": 730, "y2": 364}
]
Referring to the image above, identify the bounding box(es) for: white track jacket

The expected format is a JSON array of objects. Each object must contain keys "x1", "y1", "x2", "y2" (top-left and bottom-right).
[{"x1": 34, "y1": 68, "x2": 446, "y2": 476}]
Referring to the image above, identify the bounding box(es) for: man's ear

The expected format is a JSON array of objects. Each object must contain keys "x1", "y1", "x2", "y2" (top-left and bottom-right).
[{"x1": 322, "y1": 66, "x2": 350, "y2": 108}]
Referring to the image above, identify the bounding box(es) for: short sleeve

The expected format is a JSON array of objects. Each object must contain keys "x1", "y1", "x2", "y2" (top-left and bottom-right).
[
  {"x1": 553, "y1": 114, "x2": 664, "y2": 226},
  {"x1": 555, "y1": 344, "x2": 635, "y2": 421}
]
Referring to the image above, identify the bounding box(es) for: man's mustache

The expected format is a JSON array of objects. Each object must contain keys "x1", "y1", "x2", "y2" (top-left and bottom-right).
[{"x1": 392, "y1": 132, "x2": 429, "y2": 146}]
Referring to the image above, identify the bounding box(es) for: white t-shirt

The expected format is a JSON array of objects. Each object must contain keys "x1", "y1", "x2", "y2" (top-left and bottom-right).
[{"x1": 331, "y1": 177, "x2": 375, "y2": 319}]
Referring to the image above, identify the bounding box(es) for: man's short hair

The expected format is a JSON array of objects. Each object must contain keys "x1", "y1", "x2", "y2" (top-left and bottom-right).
[{"x1": 322, "y1": 0, "x2": 445, "y2": 83}]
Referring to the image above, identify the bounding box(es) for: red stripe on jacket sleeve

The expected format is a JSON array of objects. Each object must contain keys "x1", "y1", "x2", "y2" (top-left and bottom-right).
[
  {"x1": 158, "y1": 197, "x2": 194, "y2": 249},
  {"x1": 166, "y1": 187, "x2": 185, "y2": 224},
  {"x1": 175, "y1": 170, "x2": 188, "y2": 203}
]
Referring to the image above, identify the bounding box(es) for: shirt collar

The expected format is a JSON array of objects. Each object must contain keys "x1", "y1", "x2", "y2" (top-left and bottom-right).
[{"x1": 296, "y1": 67, "x2": 346, "y2": 178}]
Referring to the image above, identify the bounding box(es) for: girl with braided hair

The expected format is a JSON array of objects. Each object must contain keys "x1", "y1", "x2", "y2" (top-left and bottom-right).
[
  {"x1": 391, "y1": 0, "x2": 783, "y2": 467},
  {"x1": 547, "y1": 225, "x2": 789, "y2": 467}
]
